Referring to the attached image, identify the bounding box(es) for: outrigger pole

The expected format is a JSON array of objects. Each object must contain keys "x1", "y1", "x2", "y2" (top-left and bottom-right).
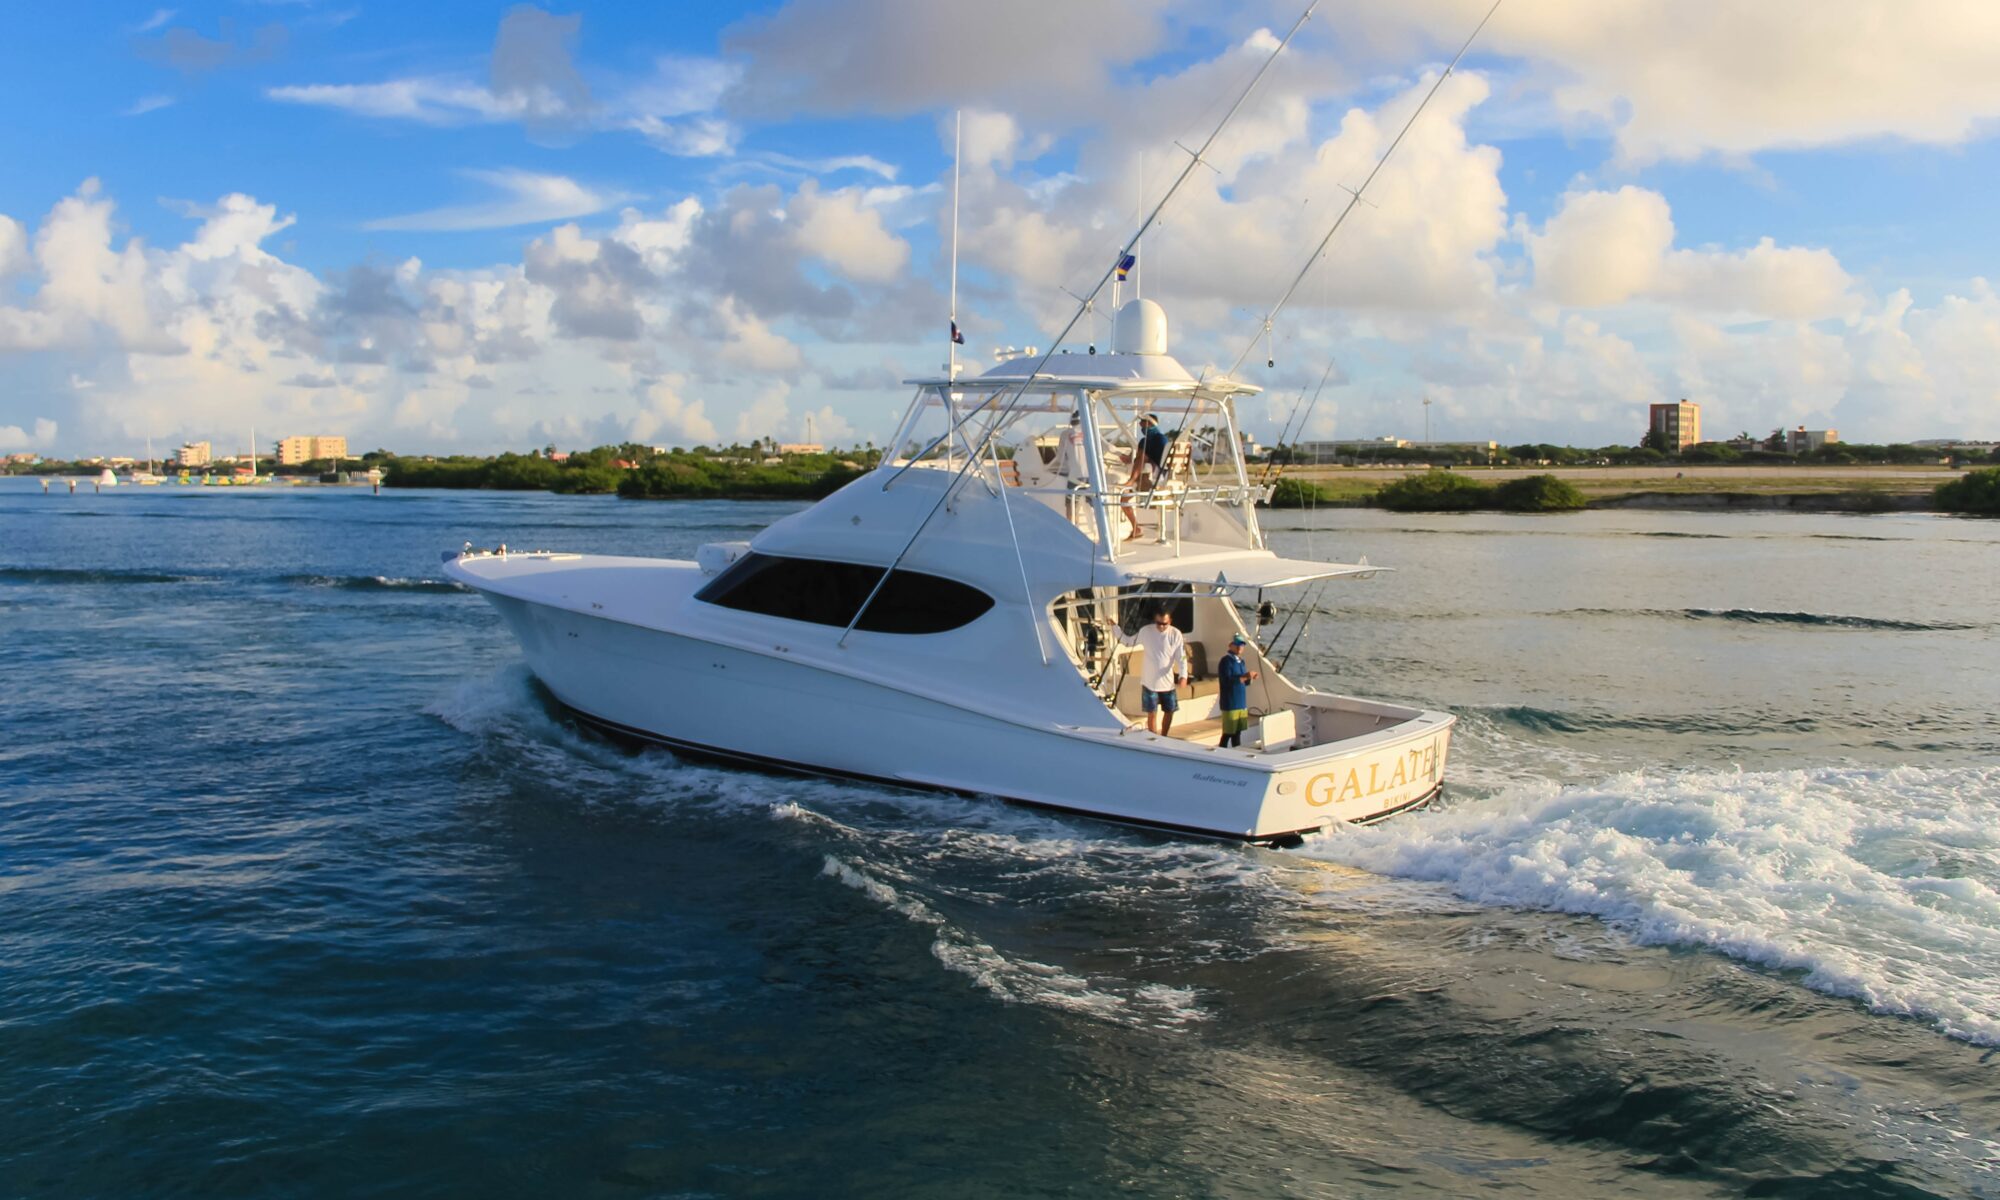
[
  {"x1": 1224, "y1": 0, "x2": 1505, "y2": 380},
  {"x1": 845, "y1": 0, "x2": 1323, "y2": 648}
]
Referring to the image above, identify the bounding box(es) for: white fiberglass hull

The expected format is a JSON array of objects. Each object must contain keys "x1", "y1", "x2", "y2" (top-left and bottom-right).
[{"x1": 456, "y1": 561, "x2": 1453, "y2": 842}]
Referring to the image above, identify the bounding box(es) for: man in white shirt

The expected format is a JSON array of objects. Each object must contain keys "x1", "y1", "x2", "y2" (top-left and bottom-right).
[{"x1": 1110, "y1": 607, "x2": 1188, "y2": 735}]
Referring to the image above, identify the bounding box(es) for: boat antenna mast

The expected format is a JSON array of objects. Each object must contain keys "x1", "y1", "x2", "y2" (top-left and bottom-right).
[
  {"x1": 1224, "y1": 0, "x2": 1504, "y2": 380},
  {"x1": 947, "y1": 109, "x2": 963, "y2": 380}
]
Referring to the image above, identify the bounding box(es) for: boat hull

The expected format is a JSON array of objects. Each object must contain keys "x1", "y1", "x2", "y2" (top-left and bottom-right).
[{"x1": 473, "y1": 589, "x2": 1452, "y2": 842}]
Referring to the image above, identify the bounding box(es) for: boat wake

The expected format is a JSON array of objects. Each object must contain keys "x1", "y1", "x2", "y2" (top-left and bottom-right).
[
  {"x1": 816, "y1": 850, "x2": 1210, "y2": 1029},
  {"x1": 1572, "y1": 607, "x2": 1982, "y2": 632},
  {"x1": 284, "y1": 573, "x2": 470, "y2": 593},
  {"x1": 432, "y1": 667, "x2": 2000, "y2": 1051},
  {"x1": 1295, "y1": 763, "x2": 2000, "y2": 1045}
]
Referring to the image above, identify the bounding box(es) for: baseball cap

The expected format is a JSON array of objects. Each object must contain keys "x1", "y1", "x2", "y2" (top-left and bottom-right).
[{"x1": 1229, "y1": 634, "x2": 1248, "y2": 645}]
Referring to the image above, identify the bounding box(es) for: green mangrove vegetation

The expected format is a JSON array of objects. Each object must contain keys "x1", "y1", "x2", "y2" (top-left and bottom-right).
[
  {"x1": 1935, "y1": 467, "x2": 2000, "y2": 515},
  {"x1": 1374, "y1": 471, "x2": 1586, "y2": 513},
  {"x1": 379, "y1": 444, "x2": 879, "y2": 499}
]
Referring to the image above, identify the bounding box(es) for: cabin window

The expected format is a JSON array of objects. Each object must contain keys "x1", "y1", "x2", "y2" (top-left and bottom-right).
[{"x1": 695, "y1": 553, "x2": 994, "y2": 634}]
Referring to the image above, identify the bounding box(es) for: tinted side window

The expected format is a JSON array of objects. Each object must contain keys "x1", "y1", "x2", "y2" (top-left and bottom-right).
[
  {"x1": 856, "y1": 569, "x2": 994, "y2": 634},
  {"x1": 695, "y1": 554, "x2": 992, "y2": 634}
]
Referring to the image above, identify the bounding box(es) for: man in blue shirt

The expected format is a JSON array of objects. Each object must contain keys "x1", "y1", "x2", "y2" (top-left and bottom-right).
[
  {"x1": 1216, "y1": 634, "x2": 1260, "y2": 748},
  {"x1": 1120, "y1": 414, "x2": 1170, "y2": 540},
  {"x1": 1139, "y1": 414, "x2": 1167, "y2": 477}
]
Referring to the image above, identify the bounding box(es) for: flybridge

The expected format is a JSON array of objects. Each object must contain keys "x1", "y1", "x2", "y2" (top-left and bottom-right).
[{"x1": 882, "y1": 299, "x2": 1273, "y2": 563}]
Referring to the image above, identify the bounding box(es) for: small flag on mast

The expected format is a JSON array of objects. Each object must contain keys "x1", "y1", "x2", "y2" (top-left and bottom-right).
[
  {"x1": 1115, "y1": 253, "x2": 1136, "y2": 281},
  {"x1": 950, "y1": 320, "x2": 965, "y2": 345}
]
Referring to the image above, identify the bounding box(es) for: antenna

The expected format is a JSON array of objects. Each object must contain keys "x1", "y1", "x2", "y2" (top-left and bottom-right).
[
  {"x1": 947, "y1": 109, "x2": 963, "y2": 379},
  {"x1": 1226, "y1": 0, "x2": 1505, "y2": 378},
  {"x1": 1060, "y1": 286, "x2": 1098, "y2": 354}
]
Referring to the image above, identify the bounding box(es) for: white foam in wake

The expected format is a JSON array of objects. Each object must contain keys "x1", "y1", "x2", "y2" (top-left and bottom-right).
[
  {"x1": 1298, "y1": 764, "x2": 2000, "y2": 1044},
  {"x1": 819, "y1": 854, "x2": 1208, "y2": 1028}
]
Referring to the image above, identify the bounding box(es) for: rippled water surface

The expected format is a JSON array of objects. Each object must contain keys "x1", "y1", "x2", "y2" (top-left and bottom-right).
[{"x1": 4, "y1": 479, "x2": 1998, "y2": 1198}]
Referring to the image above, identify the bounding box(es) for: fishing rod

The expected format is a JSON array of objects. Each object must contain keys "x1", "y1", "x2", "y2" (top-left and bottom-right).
[
  {"x1": 1261, "y1": 357, "x2": 1339, "y2": 483},
  {"x1": 843, "y1": 0, "x2": 1322, "y2": 648}
]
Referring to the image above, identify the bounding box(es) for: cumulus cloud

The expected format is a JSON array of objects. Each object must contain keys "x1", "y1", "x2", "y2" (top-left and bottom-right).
[
  {"x1": 523, "y1": 222, "x2": 653, "y2": 341},
  {"x1": 1528, "y1": 186, "x2": 1673, "y2": 308},
  {"x1": 0, "y1": 417, "x2": 58, "y2": 451},
  {"x1": 627, "y1": 376, "x2": 719, "y2": 445},
  {"x1": 788, "y1": 181, "x2": 910, "y2": 283},
  {"x1": 0, "y1": 215, "x2": 27, "y2": 278},
  {"x1": 714, "y1": 298, "x2": 803, "y2": 373},
  {"x1": 1530, "y1": 187, "x2": 1855, "y2": 321},
  {"x1": 365, "y1": 169, "x2": 632, "y2": 233},
  {"x1": 1338, "y1": 0, "x2": 2000, "y2": 163}
]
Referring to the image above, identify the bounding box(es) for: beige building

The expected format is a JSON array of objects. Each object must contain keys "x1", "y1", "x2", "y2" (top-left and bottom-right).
[
  {"x1": 277, "y1": 435, "x2": 349, "y2": 465},
  {"x1": 1648, "y1": 400, "x2": 1702, "y2": 451},
  {"x1": 178, "y1": 440, "x2": 212, "y2": 467},
  {"x1": 1786, "y1": 426, "x2": 1840, "y2": 454}
]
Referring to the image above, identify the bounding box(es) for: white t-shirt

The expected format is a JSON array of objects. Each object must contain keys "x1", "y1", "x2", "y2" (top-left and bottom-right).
[
  {"x1": 1057, "y1": 427, "x2": 1086, "y2": 479},
  {"x1": 1120, "y1": 623, "x2": 1187, "y2": 692}
]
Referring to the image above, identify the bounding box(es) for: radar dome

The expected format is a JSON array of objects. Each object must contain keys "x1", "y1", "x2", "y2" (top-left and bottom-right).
[{"x1": 1112, "y1": 298, "x2": 1168, "y2": 356}]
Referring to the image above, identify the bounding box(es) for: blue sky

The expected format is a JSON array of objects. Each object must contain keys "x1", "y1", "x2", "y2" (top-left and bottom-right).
[{"x1": 3, "y1": 0, "x2": 1998, "y2": 457}]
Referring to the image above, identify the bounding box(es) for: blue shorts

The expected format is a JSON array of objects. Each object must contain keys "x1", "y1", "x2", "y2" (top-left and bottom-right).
[{"x1": 1141, "y1": 687, "x2": 1179, "y2": 713}]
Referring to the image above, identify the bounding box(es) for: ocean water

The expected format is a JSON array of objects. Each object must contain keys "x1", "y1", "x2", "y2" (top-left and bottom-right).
[{"x1": 3, "y1": 477, "x2": 1998, "y2": 1198}]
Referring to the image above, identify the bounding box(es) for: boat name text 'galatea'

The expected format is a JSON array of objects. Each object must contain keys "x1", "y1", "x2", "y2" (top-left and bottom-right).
[{"x1": 1306, "y1": 742, "x2": 1441, "y2": 807}]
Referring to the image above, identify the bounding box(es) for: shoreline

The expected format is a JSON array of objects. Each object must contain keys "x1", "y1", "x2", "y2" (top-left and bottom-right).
[
  {"x1": 1271, "y1": 463, "x2": 1981, "y2": 514},
  {"x1": 8, "y1": 470, "x2": 1985, "y2": 514}
]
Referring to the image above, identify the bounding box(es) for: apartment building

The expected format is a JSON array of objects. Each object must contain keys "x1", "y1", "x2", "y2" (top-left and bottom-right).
[
  {"x1": 277, "y1": 435, "x2": 349, "y2": 465},
  {"x1": 1648, "y1": 400, "x2": 1702, "y2": 451}
]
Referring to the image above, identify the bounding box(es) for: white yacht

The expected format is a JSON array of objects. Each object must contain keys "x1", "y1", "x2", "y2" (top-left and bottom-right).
[{"x1": 446, "y1": 300, "x2": 1454, "y2": 844}]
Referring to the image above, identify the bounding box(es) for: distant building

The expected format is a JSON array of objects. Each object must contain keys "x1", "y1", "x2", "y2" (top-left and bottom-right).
[
  {"x1": 178, "y1": 440, "x2": 212, "y2": 467},
  {"x1": 1648, "y1": 400, "x2": 1702, "y2": 451},
  {"x1": 1786, "y1": 426, "x2": 1839, "y2": 454},
  {"x1": 547, "y1": 450, "x2": 570, "y2": 463},
  {"x1": 1413, "y1": 440, "x2": 1500, "y2": 460},
  {"x1": 277, "y1": 435, "x2": 349, "y2": 465},
  {"x1": 776, "y1": 443, "x2": 824, "y2": 455},
  {"x1": 1290, "y1": 437, "x2": 1408, "y2": 463},
  {"x1": 6, "y1": 452, "x2": 39, "y2": 465}
]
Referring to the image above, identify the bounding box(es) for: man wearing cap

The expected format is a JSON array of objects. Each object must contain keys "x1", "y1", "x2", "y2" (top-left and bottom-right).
[{"x1": 1216, "y1": 634, "x2": 1261, "y2": 748}]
